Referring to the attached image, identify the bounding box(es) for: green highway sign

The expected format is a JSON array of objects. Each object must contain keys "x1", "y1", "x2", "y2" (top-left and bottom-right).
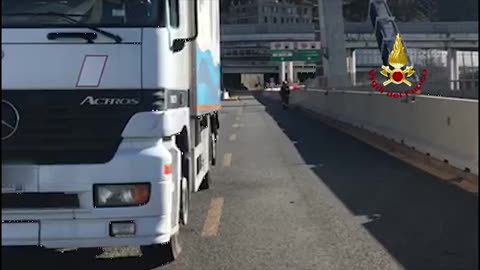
[
  {"x1": 295, "y1": 50, "x2": 321, "y2": 62},
  {"x1": 270, "y1": 41, "x2": 321, "y2": 62},
  {"x1": 271, "y1": 50, "x2": 295, "y2": 62},
  {"x1": 270, "y1": 49, "x2": 321, "y2": 62}
]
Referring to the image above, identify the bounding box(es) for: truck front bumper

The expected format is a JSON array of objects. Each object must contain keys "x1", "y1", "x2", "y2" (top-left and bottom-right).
[
  {"x1": 2, "y1": 215, "x2": 171, "y2": 248},
  {"x1": 2, "y1": 138, "x2": 175, "y2": 249}
]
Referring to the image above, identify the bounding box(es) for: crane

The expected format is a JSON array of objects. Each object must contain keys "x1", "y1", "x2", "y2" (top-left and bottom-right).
[{"x1": 368, "y1": 0, "x2": 419, "y2": 82}]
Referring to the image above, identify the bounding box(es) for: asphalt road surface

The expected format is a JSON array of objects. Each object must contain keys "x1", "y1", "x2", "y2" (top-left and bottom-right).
[{"x1": 2, "y1": 92, "x2": 478, "y2": 270}]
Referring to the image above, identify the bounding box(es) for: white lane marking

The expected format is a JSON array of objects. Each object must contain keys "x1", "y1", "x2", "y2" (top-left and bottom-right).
[{"x1": 229, "y1": 134, "x2": 237, "y2": 141}]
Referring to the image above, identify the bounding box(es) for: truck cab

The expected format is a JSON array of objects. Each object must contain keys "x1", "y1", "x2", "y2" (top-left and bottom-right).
[{"x1": 2, "y1": 0, "x2": 221, "y2": 262}]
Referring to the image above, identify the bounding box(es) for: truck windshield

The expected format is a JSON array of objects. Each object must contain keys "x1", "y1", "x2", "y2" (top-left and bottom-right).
[{"x1": 1, "y1": 0, "x2": 165, "y2": 28}]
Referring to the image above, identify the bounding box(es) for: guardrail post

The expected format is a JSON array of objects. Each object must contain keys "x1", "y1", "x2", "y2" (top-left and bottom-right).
[{"x1": 448, "y1": 48, "x2": 460, "y2": 90}]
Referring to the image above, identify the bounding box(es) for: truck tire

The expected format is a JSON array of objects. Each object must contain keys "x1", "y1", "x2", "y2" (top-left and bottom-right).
[
  {"x1": 179, "y1": 147, "x2": 190, "y2": 225},
  {"x1": 141, "y1": 176, "x2": 184, "y2": 263},
  {"x1": 180, "y1": 176, "x2": 189, "y2": 225},
  {"x1": 141, "y1": 144, "x2": 187, "y2": 263},
  {"x1": 141, "y1": 232, "x2": 181, "y2": 264},
  {"x1": 210, "y1": 133, "x2": 217, "y2": 166}
]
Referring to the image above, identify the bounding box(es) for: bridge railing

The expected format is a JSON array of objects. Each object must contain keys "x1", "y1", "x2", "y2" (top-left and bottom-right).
[
  {"x1": 221, "y1": 23, "x2": 315, "y2": 35},
  {"x1": 345, "y1": 21, "x2": 479, "y2": 34},
  {"x1": 221, "y1": 22, "x2": 479, "y2": 35}
]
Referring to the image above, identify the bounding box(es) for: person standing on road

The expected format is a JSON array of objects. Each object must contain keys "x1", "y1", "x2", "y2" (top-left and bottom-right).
[{"x1": 279, "y1": 81, "x2": 290, "y2": 110}]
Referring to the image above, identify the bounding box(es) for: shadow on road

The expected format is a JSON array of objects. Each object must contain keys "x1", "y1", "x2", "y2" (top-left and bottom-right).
[
  {"x1": 254, "y1": 92, "x2": 479, "y2": 270},
  {"x1": 2, "y1": 246, "x2": 173, "y2": 270}
]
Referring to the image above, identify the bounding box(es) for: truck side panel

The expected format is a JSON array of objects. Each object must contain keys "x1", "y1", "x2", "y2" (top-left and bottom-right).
[{"x1": 195, "y1": 0, "x2": 221, "y2": 115}]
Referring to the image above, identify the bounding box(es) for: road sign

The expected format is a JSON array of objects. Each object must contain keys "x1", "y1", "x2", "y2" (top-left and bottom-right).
[
  {"x1": 295, "y1": 50, "x2": 321, "y2": 62},
  {"x1": 295, "y1": 41, "x2": 321, "y2": 50},
  {"x1": 271, "y1": 50, "x2": 320, "y2": 62},
  {"x1": 271, "y1": 50, "x2": 294, "y2": 62},
  {"x1": 270, "y1": 42, "x2": 295, "y2": 50},
  {"x1": 270, "y1": 41, "x2": 321, "y2": 62}
]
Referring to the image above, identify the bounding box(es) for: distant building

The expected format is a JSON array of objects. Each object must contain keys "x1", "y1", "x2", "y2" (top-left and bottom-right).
[
  {"x1": 224, "y1": 0, "x2": 314, "y2": 25},
  {"x1": 221, "y1": 0, "x2": 317, "y2": 90}
]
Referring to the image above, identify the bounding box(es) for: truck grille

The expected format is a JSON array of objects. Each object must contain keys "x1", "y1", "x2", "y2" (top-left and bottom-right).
[
  {"x1": 2, "y1": 90, "x2": 164, "y2": 165},
  {"x1": 2, "y1": 193, "x2": 79, "y2": 209}
]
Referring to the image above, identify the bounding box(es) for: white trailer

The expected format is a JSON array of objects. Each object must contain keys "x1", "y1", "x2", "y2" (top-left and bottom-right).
[{"x1": 1, "y1": 0, "x2": 221, "y2": 262}]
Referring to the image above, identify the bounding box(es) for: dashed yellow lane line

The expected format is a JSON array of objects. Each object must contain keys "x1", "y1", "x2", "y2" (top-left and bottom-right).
[
  {"x1": 229, "y1": 134, "x2": 237, "y2": 141},
  {"x1": 223, "y1": 153, "x2": 232, "y2": 167},
  {"x1": 201, "y1": 197, "x2": 224, "y2": 237}
]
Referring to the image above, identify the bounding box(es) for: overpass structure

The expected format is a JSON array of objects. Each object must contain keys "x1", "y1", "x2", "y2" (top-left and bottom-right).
[
  {"x1": 222, "y1": 21, "x2": 478, "y2": 51},
  {"x1": 221, "y1": 21, "x2": 478, "y2": 91},
  {"x1": 344, "y1": 22, "x2": 478, "y2": 50}
]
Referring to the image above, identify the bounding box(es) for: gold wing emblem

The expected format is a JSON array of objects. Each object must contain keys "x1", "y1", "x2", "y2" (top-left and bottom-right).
[{"x1": 380, "y1": 34, "x2": 415, "y2": 86}]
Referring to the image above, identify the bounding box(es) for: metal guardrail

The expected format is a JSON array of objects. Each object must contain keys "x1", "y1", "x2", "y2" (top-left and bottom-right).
[
  {"x1": 345, "y1": 21, "x2": 479, "y2": 34},
  {"x1": 221, "y1": 23, "x2": 315, "y2": 35},
  {"x1": 221, "y1": 22, "x2": 478, "y2": 35}
]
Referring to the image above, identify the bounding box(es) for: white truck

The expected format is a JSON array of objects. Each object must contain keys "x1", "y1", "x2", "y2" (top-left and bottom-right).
[{"x1": 1, "y1": 0, "x2": 221, "y2": 262}]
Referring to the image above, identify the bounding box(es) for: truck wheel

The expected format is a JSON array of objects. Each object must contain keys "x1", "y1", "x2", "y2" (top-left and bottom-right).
[
  {"x1": 180, "y1": 177, "x2": 189, "y2": 225},
  {"x1": 141, "y1": 232, "x2": 181, "y2": 264},
  {"x1": 210, "y1": 133, "x2": 217, "y2": 166},
  {"x1": 179, "y1": 146, "x2": 190, "y2": 225},
  {"x1": 141, "y1": 145, "x2": 186, "y2": 263}
]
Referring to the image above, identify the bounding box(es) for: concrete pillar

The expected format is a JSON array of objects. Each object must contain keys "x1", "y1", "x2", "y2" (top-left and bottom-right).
[
  {"x1": 279, "y1": 61, "x2": 286, "y2": 83},
  {"x1": 288, "y1": 61, "x2": 294, "y2": 82},
  {"x1": 350, "y1": 50, "x2": 356, "y2": 86},
  {"x1": 346, "y1": 51, "x2": 352, "y2": 85},
  {"x1": 447, "y1": 48, "x2": 459, "y2": 90},
  {"x1": 317, "y1": 0, "x2": 349, "y2": 89},
  {"x1": 346, "y1": 50, "x2": 356, "y2": 86}
]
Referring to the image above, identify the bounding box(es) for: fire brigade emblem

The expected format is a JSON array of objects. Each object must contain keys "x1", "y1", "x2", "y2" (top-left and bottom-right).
[{"x1": 380, "y1": 34, "x2": 415, "y2": 87}]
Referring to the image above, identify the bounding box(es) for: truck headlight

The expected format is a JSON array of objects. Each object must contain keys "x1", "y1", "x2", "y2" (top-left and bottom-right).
[{"x1": 93, "y1": 183, "x2": 150, "y2": 207}]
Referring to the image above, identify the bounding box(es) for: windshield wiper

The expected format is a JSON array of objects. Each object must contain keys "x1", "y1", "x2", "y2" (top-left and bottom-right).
[{"x1": 2, "y1": 12, "x2": 122, "y2": 43}]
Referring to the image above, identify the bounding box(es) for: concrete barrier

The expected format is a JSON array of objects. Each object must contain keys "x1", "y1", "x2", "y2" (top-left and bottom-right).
[{"x1": 290, "y1": 90, "x2": 479, "y2": 175}]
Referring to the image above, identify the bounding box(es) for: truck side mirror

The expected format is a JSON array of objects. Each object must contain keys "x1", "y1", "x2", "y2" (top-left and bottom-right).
[
  {"x1": 171, "y1": 39, "x2": 185, "y2": 52},
  {"x1": 168, "y1": 0, "x2": 196, "y2": 53}
]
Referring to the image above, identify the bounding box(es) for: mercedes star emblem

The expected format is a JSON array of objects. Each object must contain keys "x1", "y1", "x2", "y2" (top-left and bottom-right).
[{"x1": 2, "y1": 100, "x2": 20, "y2": 140}]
